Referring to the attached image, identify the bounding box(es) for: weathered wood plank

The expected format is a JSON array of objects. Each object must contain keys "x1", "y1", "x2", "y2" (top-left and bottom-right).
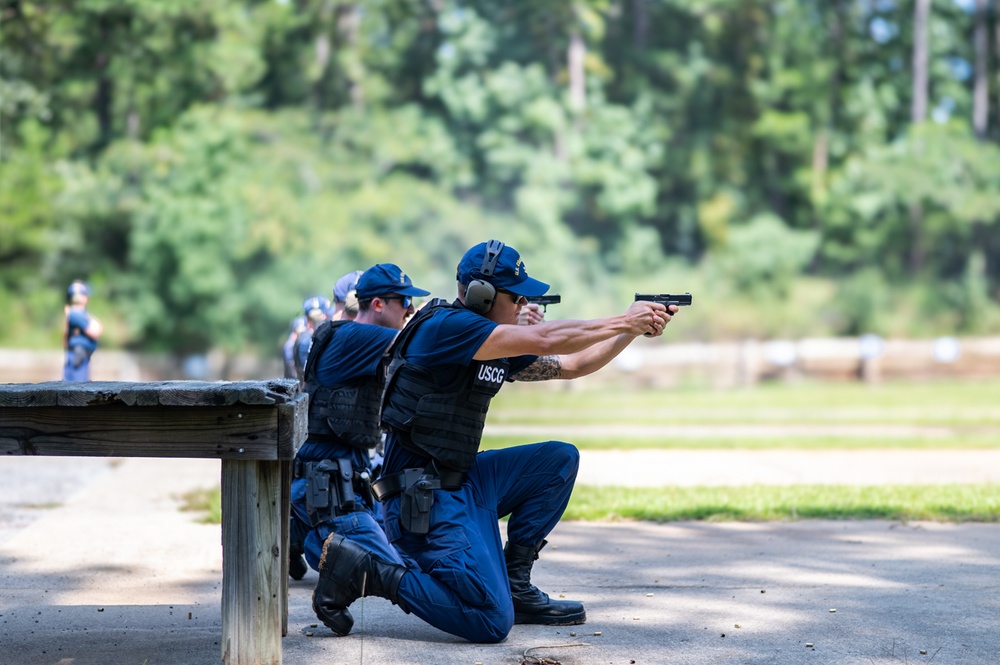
[
  {"x1": 0, "y1": 380, "x2": 302, "y2": 408},
  {"x1": 0, "y1": 384, "x2": 62, "y2": 407},
  {"x1": 0, "y1": 405, "x2": 284, "y2": 459},
  {"x1": 221, "y1": 459, "x2": 283, "y2": 665},
  {"x1": 58, "y1": 383, "x2": 122, "y2": 406},
  {"x1": 280, "y1": 459, "x2": 292, "y2": 637},
  {"x1": 117, "y1": 383, "x2": 169, "y2": 406},
  {"x1": 276, "y1": 393, "x2": 308, "y2": 460}
]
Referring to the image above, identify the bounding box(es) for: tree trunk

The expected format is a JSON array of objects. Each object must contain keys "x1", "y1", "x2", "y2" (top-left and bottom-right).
[
  {"x1": 813, "y1": 0, "x2": 846, "y2": 208},
  {"x1": 569, "y1": 27, "x2": 586, "y2": 113},
  {"x1": 337, "y1": 3, "x2": 364, "y2": 110},
  {"x1": 911, "y1": 0, "x2": 930, "y2": 123},
  {"x1": 313, "y1": 33, "x2": 331, "y2": 104},
  {"x1": 94, "y1": 16, "x2": 113, "y2": 149},
  {"x1": 311, "y1": 1, "x2": 335, "y2": 119},
  {"x1": 995, "y1": 0, "x2": 1000, "y2": 139},
  {"x1": 909, "y1": 0, "x2": 931, "y2": 276},
  {"x1": 126, "y1": 109, "x2": 140, "y2": 141},
  {"x1": 973, "y1": 0, "x2": 988, "y2": 139},
  {"x1": 633, "y1": 0, "x2": 648, "y2": 51},
  {"x1": 909, "y1": 202, "x2": 925, "y2": 275},
  {"x1": 811, "y1": 131, "x2": 828, "y2": 201}
]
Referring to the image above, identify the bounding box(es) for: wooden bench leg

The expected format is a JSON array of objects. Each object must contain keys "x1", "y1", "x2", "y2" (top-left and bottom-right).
[
  {"x1": 220, "y1": 459, "x2": 283, "y2": 665},
  {"x1": 280, "y1": 458, "x2": 292, "y2": 636}
]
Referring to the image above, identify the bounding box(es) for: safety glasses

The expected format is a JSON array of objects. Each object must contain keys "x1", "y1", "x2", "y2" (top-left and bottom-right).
[
  {"x1": 383, "y1": 295, "x2": 413, "y2": 308},
  {"x1": 497, "y1": 289, "x2": 528, "y2": 306}
]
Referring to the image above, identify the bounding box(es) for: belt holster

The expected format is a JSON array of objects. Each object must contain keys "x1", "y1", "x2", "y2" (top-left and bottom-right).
[
  {"x1": 372, "y1": 461, "x2": 467, "y2": 535},
  {"x1": 356, "y1": 470, "x2": 375, "y2": 510},
  {"x1": 304, "y1": 458, "x2": 355, "y2": 526},
  {"x1": 400, "y1": 471, "x2": 441, "y2": 536},
  {"x1": 70, "y1": 345, "x2": 89, "y2": 369}
]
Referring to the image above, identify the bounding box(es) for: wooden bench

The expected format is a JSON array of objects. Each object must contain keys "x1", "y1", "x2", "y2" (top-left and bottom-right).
[{"x1": 0, "y1": 379, "x2": 308, "y2": 665}]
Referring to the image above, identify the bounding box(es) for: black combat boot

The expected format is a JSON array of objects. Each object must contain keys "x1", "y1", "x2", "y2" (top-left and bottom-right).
[
  {"x1": 505, "y1": 539, "x2": 586, "y2": 625},
  {"x1": 289, "y1": 547, "x2": 308, "y2": 581},
  {"x1": 288, "y1": 515, "x2": 309, "y2": 581},
  {"x1": 313, "y1": 533, "x2": 409, "y2": 636}
]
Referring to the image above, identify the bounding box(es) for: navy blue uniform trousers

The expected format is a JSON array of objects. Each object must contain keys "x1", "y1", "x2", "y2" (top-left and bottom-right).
[{"x1": 382, "y1": 438, "x2": 580, "y2": 643}]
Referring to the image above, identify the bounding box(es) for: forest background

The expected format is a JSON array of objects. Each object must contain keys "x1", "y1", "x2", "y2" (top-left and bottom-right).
[{"x1": 3, "y1": 0, "x2": 1000, "y2": 366}]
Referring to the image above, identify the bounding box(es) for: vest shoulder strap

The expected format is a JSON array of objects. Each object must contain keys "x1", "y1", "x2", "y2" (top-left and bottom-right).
[{"x1": 303, "y1": 320, "x2": 351, "y2": 382}]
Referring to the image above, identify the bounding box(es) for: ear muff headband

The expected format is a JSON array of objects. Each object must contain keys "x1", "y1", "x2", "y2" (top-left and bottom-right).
[
  {"x1": 465, "y1": 239, "x2": 505, "y2": 314},
  {"x1": 479, "y1": 239, "x2": 504, "y2": 276}
]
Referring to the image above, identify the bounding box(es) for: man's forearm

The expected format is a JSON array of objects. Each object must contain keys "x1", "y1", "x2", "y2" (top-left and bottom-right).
[
  {"x1": 512, "y1": 333, "x2": 632, "y2": 382},
  {"x1": 528, "y1": 317, "x2": 634, "y2": 357},
  {"x1": 557, "y1": 333, "x2": 635, "y2": 379},
  {"x1": 476, "y1": 316, "x2": 631, "y2": 361}
]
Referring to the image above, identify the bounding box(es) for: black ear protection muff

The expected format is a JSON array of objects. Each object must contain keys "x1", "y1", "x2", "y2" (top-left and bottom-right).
[{"x1": 464, "y1": 239, "x2": 505, "y2": 314}]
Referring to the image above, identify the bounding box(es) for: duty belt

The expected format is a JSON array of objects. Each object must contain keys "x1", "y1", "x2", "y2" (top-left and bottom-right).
[
  {"x1": 372, "y1": 463, "x2": 466, "y2": 502},
  {"x1": 371, "y1": 463, "x2": 466, "y2": 535},
  {"x1": 371, "y1": 468, "x2": 426, "y2": 503}
]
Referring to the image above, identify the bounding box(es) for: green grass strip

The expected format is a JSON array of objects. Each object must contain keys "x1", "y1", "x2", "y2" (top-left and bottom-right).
[
  {"x1": 494, "y1": 378, "x2": 1000, "y2": 411},
  {"x1": 563, "y1": 484, "x2": 1000, "y2": 523},
  {"x1": 181, "y1": 484, "x2": 1000, "y2": 525},
  {"x1": 179, "y1": 487, "x2": 222, "y2": 524},
  {"x1": 489, "y1": 379, "x2": 1000, "y2": 428}
]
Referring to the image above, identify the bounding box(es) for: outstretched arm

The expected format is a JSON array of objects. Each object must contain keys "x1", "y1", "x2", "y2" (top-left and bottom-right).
[{"x1": 479, "y1": 301, "x2": 674, "y2": 380}]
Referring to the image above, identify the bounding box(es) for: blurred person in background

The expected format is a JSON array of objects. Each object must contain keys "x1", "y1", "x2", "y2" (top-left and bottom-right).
[
  {"x1": 283, "y1": 315, "x2": 308, "y2": 379},
  {"x1": 63, "y1": 280, "x2": 103, "y2": 382},
  {"x1": 332, "y1": 270, "x2": 364, "y2": 322},
  {"x1": 294, "y1": 296, "x2": 332, "y2": 382}
]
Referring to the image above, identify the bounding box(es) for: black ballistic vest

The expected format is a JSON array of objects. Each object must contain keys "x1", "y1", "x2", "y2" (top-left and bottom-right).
[
  {"x1": 380, "y1": 300, "x2": 508, "y2": 473},
  {"x1": 303, "y1": 320, "x2": 384, "y2": 450}
]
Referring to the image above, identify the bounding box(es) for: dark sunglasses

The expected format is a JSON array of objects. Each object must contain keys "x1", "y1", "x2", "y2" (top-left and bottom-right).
[
  {"x1": 382, "y1": 295, "x2": 413, "y2": 308},
  {"x1": 497, "y1": 289, "x2": 528, "y2": 306}
]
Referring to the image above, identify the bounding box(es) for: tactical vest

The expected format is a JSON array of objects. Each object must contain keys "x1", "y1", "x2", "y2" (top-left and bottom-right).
[
  {"x1": 380, "y1": 300, "x2": 509, "y2": 473},
  {"x1": 65, "y1": 309, "x2": 97, "y2": 352},
  {"x1": 303, "y1": 320, "x2": 384, "y2": 451}
]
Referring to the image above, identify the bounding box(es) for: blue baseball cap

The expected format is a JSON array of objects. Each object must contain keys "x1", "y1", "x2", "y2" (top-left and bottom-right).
[
  {"x1": 456, "y1": 241, "x2": 549, "y2": 297},
  {"x1": 302, "y1": 296, "x2": 332, "y2": 320},
  {"x1": 332, "y1": 270, "x2": 364, "y2": 303},
  {"x1": 67, "y1": 280, "x2": 89, "y2": 298},
  {"x1": 355, "y1": 264, "x2": 430, "y2": 300}
]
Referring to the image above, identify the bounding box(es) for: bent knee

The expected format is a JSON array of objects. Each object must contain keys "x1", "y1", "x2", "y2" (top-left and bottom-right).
[
  {"x1": 543, "y1": 440, "x2": 579, "y2": 477},
  {"x1": 463, "y1": 613, "x2": 513, "y2": 644}
]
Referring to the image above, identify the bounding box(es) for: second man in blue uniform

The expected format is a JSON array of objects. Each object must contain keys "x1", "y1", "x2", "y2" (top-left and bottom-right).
[{"x1": 290, "y1": 264, "x2": 430, "y2": 634}]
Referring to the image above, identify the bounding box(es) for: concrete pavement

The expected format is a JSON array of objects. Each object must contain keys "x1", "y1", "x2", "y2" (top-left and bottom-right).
[{"x1": 1, "y1": 455, "x2": 999, "y2": 664}]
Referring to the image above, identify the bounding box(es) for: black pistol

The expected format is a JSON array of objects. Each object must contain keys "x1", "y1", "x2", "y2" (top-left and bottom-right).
[
  {"x1": 634, "y1": 293, "x2": 693, "y2": 308},
  {"x1": 525, "y1": 294, "x2": 561, "y2": 312},
  {"x1": 634, "y1": 293, "x2": 692, "y2": 336}
]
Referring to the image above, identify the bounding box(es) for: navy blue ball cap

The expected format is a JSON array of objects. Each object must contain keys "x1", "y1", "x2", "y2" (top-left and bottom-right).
[
  {"x1": 67, "y1": 280, "x2": 89, "y2": 298},
  {"x1": 332, "y1": 270, "x2": 364, "y2": 303},
  {"x1": 355, "y1": 264, "x2": 431, "y2": 300},
  {"x1": 456, "y1": 241, "x2": 549, "y2": 297},
  {"x1": 302, "y1": 296, "x2": 332, "y2": 319}
]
